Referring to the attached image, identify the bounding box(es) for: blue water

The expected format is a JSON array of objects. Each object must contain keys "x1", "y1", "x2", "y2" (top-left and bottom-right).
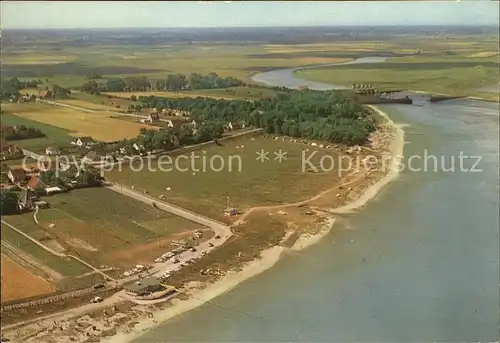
[{"x1": 135, "y1": 68, "x2": 499, "y2": 342}]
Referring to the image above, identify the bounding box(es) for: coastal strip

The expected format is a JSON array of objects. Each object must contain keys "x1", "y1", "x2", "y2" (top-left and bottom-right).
[{"x1": 101, "y1": 105, "x2": 406, "y2": 343}]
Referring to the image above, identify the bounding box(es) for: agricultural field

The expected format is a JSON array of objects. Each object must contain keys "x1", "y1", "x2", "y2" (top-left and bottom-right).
[
  {"x1": 1, "y1": 217, "x2": 90, "y2": 278},
  {"x1": 295, "y1": 39, "x2": 500, "y2": 99},
  {"x1": 34, "y1": 187, "x2": 202, "y2": 267},
  {"x1": 0, "y1": 102, "x2": 157, "y2": 142},
  {"x1": 1, "y1": 253, "x2": 56, "y2": 303},
  {"x1": 0, "y1": 111, "x2": 74, "y2": 152},
  {"x1": 105, "y1": 135, "x2": 354, "y2": 221},
  {"x1": 102, "y1": 85, "x2": 281, "y2": 101}
]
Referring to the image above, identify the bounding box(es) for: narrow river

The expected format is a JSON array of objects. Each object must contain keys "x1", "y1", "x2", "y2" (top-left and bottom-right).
[{"x1": 135, "y1": 60, "x2": 499, "y2": 342}]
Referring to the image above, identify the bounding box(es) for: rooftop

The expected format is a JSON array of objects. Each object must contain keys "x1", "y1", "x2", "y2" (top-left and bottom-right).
[{"x1": 123, "y1": 277, "x2": 163, "y2": 293}]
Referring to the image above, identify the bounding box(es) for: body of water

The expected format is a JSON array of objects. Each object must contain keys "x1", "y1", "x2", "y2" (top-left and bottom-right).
[{"x1": 135, "y1": 60, "x2": 499, "y2": 342}]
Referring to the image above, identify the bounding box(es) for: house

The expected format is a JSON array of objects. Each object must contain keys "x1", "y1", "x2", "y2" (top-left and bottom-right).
[
  {"x1": 27, "y1": 176, "x2": 48, "y2": 194},
  {"x1": 18, "y1": 188, "x2": 37, "y2": 211},
  {"x1": 38, "y1": 90, "x2": 53, "y2": 99},
  {"x1": 45, "y1": 147, "x2": 60, "y2": 156},
  {"x1": 7, "y1": 168, "x2": 27, "y2": 184},
  {"x1": 33, "y1": 200, "x2": 50, "y2": 209},
  {"x1": 190, "y1": 120, "x2": 197, "y2": 128},
  {"x1": 82, "y1": 150, "x2": 107, "y2": 164},
  {"x1": 1, "y1": 140, "x2": 23, "y2": 160},
  {"x1": 45, "y1": 186, "x2": 63, "y2": 195},
  {"x1": 224, "y1": 207, "x2": 239, "y2": 216},
  {"x1": 164, "y1": 120, "x2": 174, "y2": 128},
  {"x1": 124, "y1": 277, "x2": 176, "y2": 300},
  {"x1": 71, "y1": 136, "x2": 95, "y2": 148},
  {"x1": 147, "y1": 113, "x2": 160, "y2": 123}
]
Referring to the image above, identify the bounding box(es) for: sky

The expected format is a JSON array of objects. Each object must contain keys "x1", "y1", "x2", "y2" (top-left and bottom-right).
[{"x1": 1, "y1": 1, "x2": 498, "y2": 29}]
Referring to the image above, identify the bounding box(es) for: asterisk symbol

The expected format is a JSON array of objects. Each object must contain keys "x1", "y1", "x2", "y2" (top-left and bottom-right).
[
  {"x1": 256, "y1": 149, "x2": 269, "y2": 163},
  {"x1": 274, "y1": 149, "x2": 287, "y2": 163}
]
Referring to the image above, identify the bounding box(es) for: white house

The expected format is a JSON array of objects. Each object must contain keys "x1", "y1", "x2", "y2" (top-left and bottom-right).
[
  {"x1": 71, "y1": 136, "x2": 95, "y2": 148},
  {"x1": 45, "y1": 146, "x2": 60, "y2": 156}
]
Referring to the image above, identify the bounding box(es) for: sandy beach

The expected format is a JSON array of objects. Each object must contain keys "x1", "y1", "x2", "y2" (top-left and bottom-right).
[{"x1": 100, "y1": 105, "x2": 406, "y2": 343}]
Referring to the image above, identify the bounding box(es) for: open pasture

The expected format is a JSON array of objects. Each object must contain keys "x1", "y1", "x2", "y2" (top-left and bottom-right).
[
  {"x1": 1, "y1": 253, "x2": 56, "y2": 303},
  {"x1": 1, "y1": 103, "x2": 156, "y2": 142},
  {"x1": 103, "y1": 85, "x2": 281, "y2": 101},
  {"x1": 105, "y1": 135, "x2": 354, "y2": 221},
  {"x1": 35, "y1": 187, "x2": 202, "y2": 266},
  {"x1": 1, "y1": 110, "x2": 74, "y2": 151}
]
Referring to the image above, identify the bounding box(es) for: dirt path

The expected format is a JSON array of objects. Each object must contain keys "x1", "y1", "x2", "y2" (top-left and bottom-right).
[{"x1": 234, "y1": 169, "x2": 367, "y2": 225}]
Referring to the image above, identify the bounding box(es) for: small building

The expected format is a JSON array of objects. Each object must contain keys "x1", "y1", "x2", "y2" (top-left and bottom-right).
[
  {"x1": 7, "y1": 168, "x2": 26, "y2": 184},
  {"x1": 124, "y1": 277, "x2": 176, "y2": 299},
  {"x1": 45, "y1": 186, "x2": 63, "y2": 195},
  {"x1": 33, "y1": 200, "x2": 49, "y2": 209},
  {"x1": 1, "y1": 140, "x2": 23, "y2": 160},
  {"x1": 224, "y1": 207, "x2": 239, "y2": 216},
  {"x1": 45, "y1": 146, "x2": 60, "y2": 156},
  {"x1": 146, "y1": 113, "x2": 160, "y2": 123},
  {"x1": 38, "y1": 90, "x2": 53, "y2": 99},
  {"x1": 71, "y1": 136, "x2": 95, "y2": 148},
  {"x1": 164, "y1": 120, "x2": 174, "y2": 128},
  {"x1": 27, "y1": 176, "x2": 48, "y2": 194},
  {"x1": 82, "y1": 150, "x2": 103, "y2": 163},
  {"x1": 18, "y1": 188, "x2": 37, "y2": 211}
]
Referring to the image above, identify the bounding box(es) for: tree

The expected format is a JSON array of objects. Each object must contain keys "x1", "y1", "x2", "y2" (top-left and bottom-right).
[
  {"x1": 0, "y1": 190, "x2": 19, "y2": 214},
  {"x1": 52, "y1": 84, "x2": 71, "y2": 98}
]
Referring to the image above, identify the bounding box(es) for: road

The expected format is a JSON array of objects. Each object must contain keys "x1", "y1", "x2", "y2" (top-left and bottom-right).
[
  {"x1": 1, "y1": 220, "x2": 115, "y2": 281},
  {"x1": 105, "y1": 183, "x2": 233, "y2": 278},
  {"x1": 37, "y1": 99, "x2": 172, "y2": 123}
]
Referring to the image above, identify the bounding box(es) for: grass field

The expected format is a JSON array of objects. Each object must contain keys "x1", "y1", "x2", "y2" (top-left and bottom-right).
[
  {"x1": 296, "y1": 49, "x2": 499, "y2": 99},
  {"x1": 1, "y1": 218, "x2": 90, "y2": 277},
  {"x1": 105, "y1": 135, "x2": 353, "y2": 221},
  {"x1": 35, "y1": 187, "x2": 202, "y2": 267},
  {"x1": 103, "y1": 86, "x2": 281, "y2": 101},
  {"x1": 1, "y1": 253, "x2": 56, "y2": 303},
  {"x1": 1, "y1": 111, "x2": 74, "y2": 152},
  {"x1": 1, "y1": 103, "x2": 157, "y2": 142}
]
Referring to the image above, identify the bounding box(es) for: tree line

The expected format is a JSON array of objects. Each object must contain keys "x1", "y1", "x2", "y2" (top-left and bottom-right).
[
  {"x1": 80, "y1": 72, "x2": 244, "y2": 95},
  {"x1": 0, "y1": 78, "x2": 70, "y2": 100},
  {"x1": 1, "y1": 124, "x2": 45, "y2": 141},
  {"x1": 135, "y1": 89, "x2": 376, "y2": 145}
]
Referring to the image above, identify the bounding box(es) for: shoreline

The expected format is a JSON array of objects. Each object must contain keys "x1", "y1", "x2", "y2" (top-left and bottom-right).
[{"x1": 101, "y1": 105, "x2": 405, "y2": 343}]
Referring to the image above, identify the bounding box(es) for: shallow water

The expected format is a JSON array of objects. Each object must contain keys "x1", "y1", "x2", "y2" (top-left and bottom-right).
[{"x1": 135, "y1": 64, "x2": 499, "y2": 342}]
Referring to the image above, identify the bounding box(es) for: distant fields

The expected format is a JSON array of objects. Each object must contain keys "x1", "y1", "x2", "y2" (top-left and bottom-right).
[
  {"x1": 103, "y1": 86, "x2": 281, "y2": 101},
  {"x1": 295, "y1": 47, "x2": 500, "y2": 99},
  {"x1": 1, "y1": 103, "x2": 156, "y2": 142}
]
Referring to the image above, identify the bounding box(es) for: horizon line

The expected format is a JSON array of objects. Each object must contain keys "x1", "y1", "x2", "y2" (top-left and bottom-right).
[{"x1": 2, "y1": 23, "x2": 499, "y2": 31}]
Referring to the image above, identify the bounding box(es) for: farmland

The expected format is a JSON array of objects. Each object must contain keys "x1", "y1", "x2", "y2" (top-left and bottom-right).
[
  {"x1": 102, "y1": 85, "x2": 282, "y2": 101},
  {"x1": 34, "y1": 187, "x2": 202, "y2": 267},
  {"x1": 0, "y1": 102, "x2": 157, "y2": 142},
  {"x1": 1, "y1": 254, "x2": 56, "y2": 303},
  {"x1": 0, "y1": 111, "x2": 74, "y2": 152},
  {"x1": 105, "y1": 135, "x2": 354, "y2": 221},
  {"x1": 295, "y1": 39, "x2": 500, "y2": 100}
]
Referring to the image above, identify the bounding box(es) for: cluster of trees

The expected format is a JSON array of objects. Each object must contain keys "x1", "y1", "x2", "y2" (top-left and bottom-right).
[
  {"x1": 104, "y1": 121, "x2": 224, "y2": 154},
  {"x1": 51, "y1": 84, "x2": 71, "y2": 98},
  {"x1": 40, "y1": 165, "x2": 103, "y2": 189},
  {"x1": 1, "y1": 78, "x2": 22, "y2": 100},
  {"x1": 0, "y1": 190, "x2": 19, "y2": 214},
  {"x1": 136, "y1": 89, "x2": 375, "y2": 145},
  {"x1": 80, "y1": 73, "x2": 244, "y2": 95},
  {"x1": 1, "y1": 124, "x2": 45, "y2": 140}
]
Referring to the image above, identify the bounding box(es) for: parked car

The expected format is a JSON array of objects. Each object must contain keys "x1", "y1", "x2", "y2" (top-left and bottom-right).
[{"x1": 90, "y1": 296, "x2": 103, "y2": 303}]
